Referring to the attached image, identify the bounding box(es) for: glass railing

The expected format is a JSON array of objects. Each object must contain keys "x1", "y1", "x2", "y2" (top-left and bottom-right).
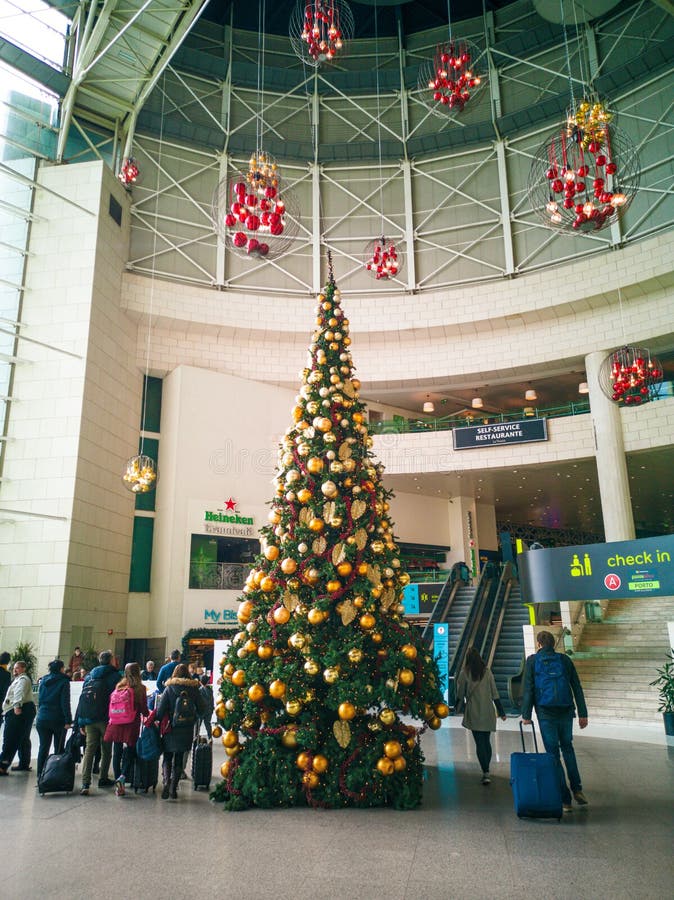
[{"x1": 370, "y1": 400, "x2": 592, "y2": 435}]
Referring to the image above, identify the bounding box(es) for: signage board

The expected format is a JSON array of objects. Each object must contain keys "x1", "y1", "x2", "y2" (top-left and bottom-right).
[
  {"x1": 433, "y1": 624, "x2": 450, "y2": 704},
  {"x1": 402, "y1": 582, "x2": 443, "y2": 615},
  {"x1": 518, "y1": 534, "x2": 674, "y2": 603},
  {"x1": 453, "y1": 418, "x2": 548, "y2": 450}
]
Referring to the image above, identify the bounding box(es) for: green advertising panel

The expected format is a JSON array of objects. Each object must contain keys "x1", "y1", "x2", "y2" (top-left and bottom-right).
[{"x1": 518, "y1": 534, "x2": 674, "y2": 603}]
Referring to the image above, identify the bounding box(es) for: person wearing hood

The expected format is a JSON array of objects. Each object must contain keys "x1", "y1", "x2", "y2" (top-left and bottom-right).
[
  {"x1": 35, "y1": 659, "x2": 72, "y2": 778},
  {"x1": 150, "y1": 664, "x2": 206, "y2": 800},
  {"x1": 74, "y1": 650, "x2": 121, "y2": 795}
]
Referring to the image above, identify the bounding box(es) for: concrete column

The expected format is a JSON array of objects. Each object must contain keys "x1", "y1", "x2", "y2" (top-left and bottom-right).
[{"x1": 585, "y1": 350, "x2": 635, "y2": 541}]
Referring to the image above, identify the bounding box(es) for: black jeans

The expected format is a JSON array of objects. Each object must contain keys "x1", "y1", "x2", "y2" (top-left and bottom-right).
[
  {"x1": 0, "y1": 702, "x2": 36, "y2": 769},
  {"x1": 471, "y1": 730, "x2": 493, "y2": 774},
  {"x1": 36, "y1": 723, "x2": 66, "y2": 777}
]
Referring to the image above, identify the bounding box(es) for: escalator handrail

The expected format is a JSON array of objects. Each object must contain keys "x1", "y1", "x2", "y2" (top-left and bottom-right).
[{"x1": 482, "y1": 562, "x2": 515, "y2": 666}]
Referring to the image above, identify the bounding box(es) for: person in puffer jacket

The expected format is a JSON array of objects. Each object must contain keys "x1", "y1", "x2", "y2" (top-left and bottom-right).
[
  {"x1": 35, "y1": 660, "x2": 72, "y2": 778},
  {"x1": 151, "y1": 664, "x2": 206, "y2": 800}
]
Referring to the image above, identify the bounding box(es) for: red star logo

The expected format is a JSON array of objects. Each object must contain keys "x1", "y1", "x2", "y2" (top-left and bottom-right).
[{"x1": 224, "y1": 497, "x2": 237, "y2": 511}]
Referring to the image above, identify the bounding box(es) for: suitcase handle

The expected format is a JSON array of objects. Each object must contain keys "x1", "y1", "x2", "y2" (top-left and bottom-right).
[{"x1": 519, "y1": 720, "x2": 539, "y2": 753}]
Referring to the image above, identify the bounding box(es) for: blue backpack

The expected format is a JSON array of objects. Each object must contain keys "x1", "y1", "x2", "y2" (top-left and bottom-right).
[
  {"x1": 534, "y1": 652, "x2": 573, "y2": 708},
  {"x1": 136, "y1": 723, "x2": 161, "y2": 761}
]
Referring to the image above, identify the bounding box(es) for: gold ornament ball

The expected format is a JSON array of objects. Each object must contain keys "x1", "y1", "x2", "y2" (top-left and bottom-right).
[
  {"x1": 348, "y1": 647, "x2": 364, "y2": 664},
  {"x1": 269, "y1": 679, "x2": 286, "y2": 699},
  {"x1": 313, "y1": 754, "x2": 329, "y2": 774},
  {"x1": 281, "y1": 557, "x2": 298, "y2": 574},
  {"x1": 321, "y1": 480, "x2": 338, "y2": 498},
  {"x1": 297, "y1": 488, "x2": 312, "y2": 503},
  {"x1": 225, "y1": 745, "x2": 241, "y2": 758},
  {"x1": 288, "y1": 632, "x2": 307, "y2": 649},
  {"x1": 338, "y1": 701, "x2": 356, "y2": 720},
  {"x1": 384, "y1": 739, "x2": 402, "y2": 759},
  {"x1": 281, "y1": 727, "x2": 298, "y2": 748},
  {"x1": 379, "y1": 708, "x2": 396, "y2": 726},
  {"x1": 307, "y1": 457, "x2": 324, "y2": 474},
  {"x1": 273, "y1": 606, "x2": 291, "y2": 625},
  {"x1": 225, "y1": 698, "x2": 236, "y2": 712},
  {"x1": 286, "y1": 699, "x2": 303, "y2": 716},
  {"x1": 401, "y1": 643, "x2": 418, "y2": 661},
  {"x1": 231, "y1": 669, "x2": 246, "y2": 687},
  {"x1": 371, "y1": 541, "x2": 384, "y2": 554},
  {"x1": 323, "y1": 667, "x2": 340, "y2": 684},
  {"x1": 303, "y1": 770, "x2": 320, "y2": 789},
  {"x1": 308, "y1": 518, "x2": 325, "y2": 533},
  {"x1": 247, "y1": 683, "x2": 265, "y2": 703},
  {"x1": 304, "y1": 659, "x2": 320, "y2": 676},
  {"x1": 370, "y1": 632, "x2": 383, "y2": 644},
  {"x1": 257, "y1": 644, "x2": 273, "y2": 660},
  {"x1": 337, "y1": 561, "x2": 352, "y2": 577},
  {"x1": 296, "y1": 751, "x2": 311, "y2": 771},
  {"x1": 435, "y1": 702, "x2": 451, "y2": 719},
  {"x1": 376, "y1": 757, "x2": 395, "y2": 776},
  {"x1": 214, "y1": 702, "x2": 227, "y2": 720},
  {"x1": 222, "y1": 729, "x2": 239, "y2": 748},
  {"x1": 398, "y1": 572, "x2": 411, "y2": 586},
  {"x1": 359, "y1": 612, "x2": 376, "y2": 630},
  {"x1": 393, "y1": 756, "x2": 407, "y2": 772},
  {"x1": 307, "y1": 607, "x2": 327, "y2": 626},
  {"x1": 326, "y1": 579, "x2": 342, "y2": 594},
  {"x1": 211, "y1": 725, "x2": 223, "y2": 739},
  {"x1": 428, "y1": 716, "x2": 442, "y2": 730},
  {"x1": 399, "y1": 668, "x2": 415, "y2": 686}
]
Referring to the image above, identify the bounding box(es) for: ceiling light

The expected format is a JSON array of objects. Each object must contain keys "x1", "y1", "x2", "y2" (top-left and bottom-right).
[
  {"x1": 578, "y1": 381, "x2": 589, "y2": 394},
  {"x1": 471, "y1": 396, "x2": 483, "y2": 409},
  {"x1": 423, "y1": 394, "x2": 435, "y2": 413},
  {"x1": 525, "y1": 387, "x2": 538, "y2": 401},
  {"x1": 523, "y1": 406, "x2": 535, "y2": 416}
]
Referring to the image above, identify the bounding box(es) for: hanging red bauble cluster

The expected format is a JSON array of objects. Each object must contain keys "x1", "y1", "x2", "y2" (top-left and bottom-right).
[
  {"x1": 363, "y1": 237, "x2": 402, "y2": 281},
  {"x1": 223, "y1": 151, "x2": 289, "y2": 258},
  {"x1": 290, "y1": 1, "x2": 354, "y2": 67},
  {"x1": 598, "y1": 346, "x2": 663, "y2": 405},
  {"x1": 528, "y1": 99, "x2": 640, "y2": 235},
  {"x1": 118, "y1": 158, "x2": 139, "y2": 186},
  {"x1": 428, "y1": 41, "x2": 481, "y2": 112}
]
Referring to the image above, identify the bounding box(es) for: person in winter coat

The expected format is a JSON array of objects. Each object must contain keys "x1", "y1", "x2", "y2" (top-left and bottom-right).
[
  {"x1": 35, "y1": 659, "x2": 72, "y2": 778},
  {"x1": 75, "y1": 650, "x2": 121, "y2": 795},
  {"x1": 104, "y1": 661, "x2": 148, "y2": 796},
  {"x1": 455, "y1": 647, "x2": 506, "y2": 785},
  {"x1": 0, "y1": 660, "x2": 36, "y2": 775},
  {"x1": 152, "y1": 663, "x2": 206, "y2": 800},
  {"x1": 521, "y1": 629, "x2": 589, "y2": 812}
]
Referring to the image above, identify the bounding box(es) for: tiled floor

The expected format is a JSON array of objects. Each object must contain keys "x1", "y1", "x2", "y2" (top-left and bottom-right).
[{"x1": 2, "y1": 720, "x2": 672, "y2": 900}]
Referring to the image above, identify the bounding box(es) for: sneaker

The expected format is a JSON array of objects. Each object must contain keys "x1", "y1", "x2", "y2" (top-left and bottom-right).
[
  {"x1": 573, "y1": 790, "x2": 589, "y2": 806},
  {"x1": 114, "y1": 778, "x2": 126, "y2": 797},
  {"x1": 562, "y1": 802, "x2": 573, "y2": 813},
  {"x1": 79, "y1": 786, "x2": 90, "y2": 796},
  {"x1": 97, "y1": 778, "x2": 114, "y2": 788},
  {"x1": 481, "y1": 774, "x2": 491, "y2": 785}
]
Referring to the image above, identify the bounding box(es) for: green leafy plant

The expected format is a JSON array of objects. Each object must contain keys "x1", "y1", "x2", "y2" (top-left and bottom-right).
[
  {"x1": 650, "y1": 651, "x2": 674, "y2": 713},
  {"x1": 82, "y1": 645, "x2": 99, "y2": 672},
  {"x1": 11, "y1": 641, "x2": 38, "y2": 681}
]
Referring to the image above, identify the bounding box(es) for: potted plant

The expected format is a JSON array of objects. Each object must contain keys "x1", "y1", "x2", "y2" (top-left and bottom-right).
[
  {"x1": 650, "y1": 651, "x2": 674, "y2": 736},
  {"x1": 11, "y1": 641, "x2": 38, "y2": 682}
]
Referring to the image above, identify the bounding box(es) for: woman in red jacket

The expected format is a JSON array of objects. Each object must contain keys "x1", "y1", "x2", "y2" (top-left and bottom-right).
[{"x1": 104, "y1": 662, "x2": 148, "y2": 796}]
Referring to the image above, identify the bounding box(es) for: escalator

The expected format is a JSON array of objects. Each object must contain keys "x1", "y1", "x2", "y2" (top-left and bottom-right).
[{"x1": 488, "y1": 582, "x2": 529, "y2": 712}]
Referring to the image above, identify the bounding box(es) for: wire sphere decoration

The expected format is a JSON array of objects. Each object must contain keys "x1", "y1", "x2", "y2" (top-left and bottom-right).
[
  {"x1": 362, "y1": 236, "x2": 404, "y2": 281},
  {"x1": 417, "y1": 39, "x2": 488, "y2": 119},
  {"x1": 122, "y1": 454, "x2": 158, "y2": 494},
  {"x1": 289, "y1": 0, "x2": 354, "y2": 67},
  {"x1": 598, "y1": 346, "x2": 663, "y2": 406},
  {"x1": 528, "y1": 103, "x2": 640, "y2": 235},
  {"x1": 212, "y1": 150, "x2": 301, "y2": 261}
]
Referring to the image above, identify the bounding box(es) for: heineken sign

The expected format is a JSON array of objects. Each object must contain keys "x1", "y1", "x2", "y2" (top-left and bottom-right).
[
  {"x1": 453, "y1": 418, "x2": 548, "y2": 450},
  {"x1": 518, "y1": 534, "x2": 674, "y2": 603},
  {"x1": 203, "y1": 497, "x2": 255, "y2": 537}
]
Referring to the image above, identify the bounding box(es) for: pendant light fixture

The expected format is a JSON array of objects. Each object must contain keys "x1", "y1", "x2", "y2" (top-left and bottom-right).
[
  {"x1": 578, "y1": 381, "x2": 589, "y2": 394},
  {"x1": 525, "y1": 386, "x2": 538, "y2": 401},
  {"x1": 423, "y1": 395, "x2": 435, "y2": 413},
  {"x1": 471, "y1": 396, "x2": 483, "y2": 409},
  {"x1": 362, "y1": 1, "x2": 403, "y2": 281}
]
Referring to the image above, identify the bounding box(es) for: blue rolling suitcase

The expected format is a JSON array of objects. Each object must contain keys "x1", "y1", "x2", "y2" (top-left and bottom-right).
[{"x1": 510, "y1": 722, "x2": 563, "y2": 820}]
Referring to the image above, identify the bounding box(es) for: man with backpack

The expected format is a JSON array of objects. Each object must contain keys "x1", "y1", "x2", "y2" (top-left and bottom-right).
[
  {"x1": 74, "y1": 650, "x2": 121, "y2": 795},
  {"x1": 522, "y1": 630, "x2": 589, "y2": 813}
]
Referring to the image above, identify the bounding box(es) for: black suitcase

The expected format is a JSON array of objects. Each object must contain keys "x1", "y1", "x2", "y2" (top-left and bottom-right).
[
  {"x1": 38, "y1": 751, "x2": 76, "y2": 796},
  {"x1": 191, "y1": 738, "x2": 212, "y2": 791},
  {"x1": 131, "y1": 754, "x2": 159, "y2": 793}
]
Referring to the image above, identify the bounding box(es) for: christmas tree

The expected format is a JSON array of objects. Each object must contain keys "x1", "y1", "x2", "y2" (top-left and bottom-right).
[{"x1": 212, "y1": 261, "x2": 450, "y2": 810}]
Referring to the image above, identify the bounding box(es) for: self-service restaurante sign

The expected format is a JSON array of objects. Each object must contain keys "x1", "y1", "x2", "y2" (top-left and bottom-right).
[{"x1": 518, "y1": 534, "x2": 674, "y2": 603}]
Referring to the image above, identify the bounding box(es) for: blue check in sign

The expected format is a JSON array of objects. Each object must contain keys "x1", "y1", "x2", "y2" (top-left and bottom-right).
[{"x1": 434, "y1": 624, "x2": 450, "y2": 704}]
